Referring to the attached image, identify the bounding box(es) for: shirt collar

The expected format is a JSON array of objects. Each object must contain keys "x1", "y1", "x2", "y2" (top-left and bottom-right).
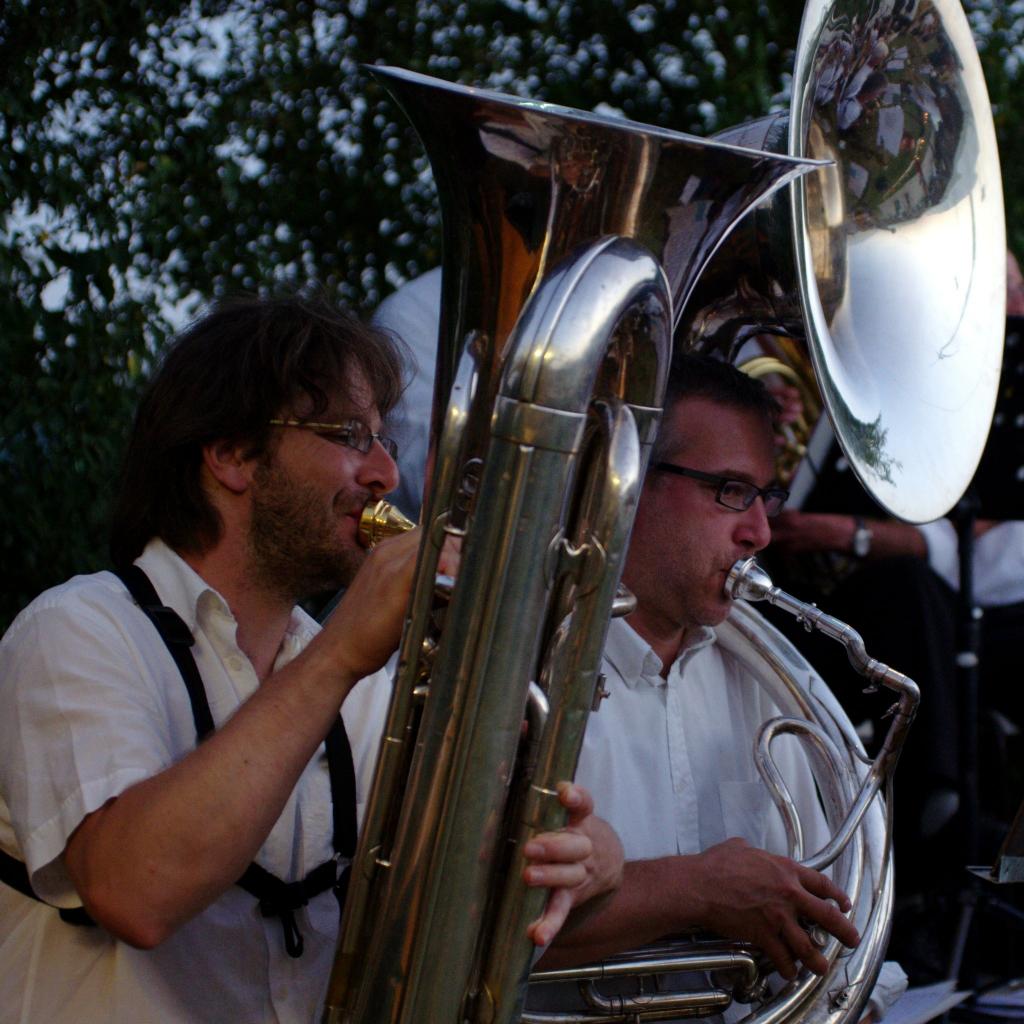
[
  {"x1": 604, "y1": 616, "x2": 717, "y2": 688},
  {"x1": 134, "y1": 538, "x2": 319, "y2": 658},
  {"x1": 136, "y1": 538, "x2": 220, "y2": 633}
]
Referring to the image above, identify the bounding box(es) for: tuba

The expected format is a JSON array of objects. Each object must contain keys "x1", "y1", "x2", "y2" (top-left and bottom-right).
[
  {"x1": 325, "y1": 0, "x2": 1005, "y2": 1019},
  {"x1": 323, "y1": 66, "x2": 819, "y2": 1024}
]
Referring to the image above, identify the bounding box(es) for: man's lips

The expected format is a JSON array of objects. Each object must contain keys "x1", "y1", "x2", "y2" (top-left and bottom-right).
[
  {"x1": 344, "y1": 495, "x2": 372, "y2": 521},
  {"x1": 718, "y1": 562, "x2": 741, "y2": 598},
  {"x1": 344, "y1": 497, "x2": 375, "y2": 537}
]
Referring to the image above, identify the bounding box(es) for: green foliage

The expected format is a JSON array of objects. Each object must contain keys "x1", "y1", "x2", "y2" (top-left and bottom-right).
[
  {"x1": 0, "y1": 0, "x2": 1020, "y2": 630},
  {"x1": 969, "y1": 1, "x2": 1024, "y2": 259}
]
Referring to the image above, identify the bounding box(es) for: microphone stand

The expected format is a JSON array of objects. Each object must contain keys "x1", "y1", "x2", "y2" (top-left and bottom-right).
[{"x1": 945, "y1": 491, "x2": 984, "y2": 987}]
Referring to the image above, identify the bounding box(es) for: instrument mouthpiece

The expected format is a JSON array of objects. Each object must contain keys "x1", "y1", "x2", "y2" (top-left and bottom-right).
[
  {"x1": 725, "y1": 557, "x2": 775, "y2": 602},
  {"x1": 358, "y1": 499, "x2": 416, "y2": 548}
]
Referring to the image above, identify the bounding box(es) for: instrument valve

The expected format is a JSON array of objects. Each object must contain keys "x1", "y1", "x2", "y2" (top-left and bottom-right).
[
  {"x1": 419, "y1": 635, "x2": 440, "y2": 680},
  {"x1": 795, "y1": 604, "x2": 819, "y2": 633},
  {"x1": 454, "y1": 458, "x2": 483, "y2": 519}
]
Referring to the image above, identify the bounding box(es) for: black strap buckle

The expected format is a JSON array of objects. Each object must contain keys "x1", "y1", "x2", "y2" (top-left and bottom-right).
[
  {"x1": 243, "y1": 859, "x2": 339, "y2": 959},
  {"x1": 256, "y1": 881, "x2": 311, "y2": 959}
]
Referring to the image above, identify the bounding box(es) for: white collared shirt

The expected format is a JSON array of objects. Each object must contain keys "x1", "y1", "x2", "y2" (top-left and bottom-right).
[
  {"x1": 568, "y1": 615, "x2": 906, "y2": 1021},
  {"x1": 577, "y1": 616, "x2": 829, "y2": 864},
  {"x1": 0, "y1": 538, "x2": 390, "y2": 1023}
]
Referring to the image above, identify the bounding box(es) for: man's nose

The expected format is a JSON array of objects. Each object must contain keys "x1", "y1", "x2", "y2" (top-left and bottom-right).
[
  {"x1": 359, "y1": 439, "x2": 401, "y2": 496},
  {"x1": 736, "y1": 496, "x2": 773, "y2": 552}
]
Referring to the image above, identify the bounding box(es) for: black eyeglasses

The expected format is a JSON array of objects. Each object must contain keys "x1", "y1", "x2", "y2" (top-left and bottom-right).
[
  {"x1": 269, "y1": 418, "x2": 399, "y2": 459},
  {"x1": 652, "y1": 462, "x2": 789, "y2": 517}
]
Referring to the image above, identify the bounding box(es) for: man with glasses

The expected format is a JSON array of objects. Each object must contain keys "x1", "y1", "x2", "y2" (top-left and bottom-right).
[
  {"x1": 0, "y1": 293, "x2": 621, "y2": 1023},
  {"x1": 528, "y1": 353, "x2": 904, "y2": 1021}
]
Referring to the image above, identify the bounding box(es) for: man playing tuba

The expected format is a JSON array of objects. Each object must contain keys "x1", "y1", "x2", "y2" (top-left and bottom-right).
[
  {"x1": 0, "y1": 292, "x2": 624, "y2": 1024},
  {"x1": 524, "y1": 353, "x2": 906, "y2": 1020}
]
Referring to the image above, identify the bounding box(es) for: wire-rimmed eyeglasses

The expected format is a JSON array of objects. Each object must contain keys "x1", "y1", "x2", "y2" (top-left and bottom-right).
[
  {"x1": 268, "y1": 418, "x2": 399, "y2": 459},
  {"x1": 652, "y1": 462, "x2": 789, "y2": 517}
]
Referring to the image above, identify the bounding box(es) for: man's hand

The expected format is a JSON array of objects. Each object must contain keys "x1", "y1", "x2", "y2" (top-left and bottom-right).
[
  {"x1": 324, "y1": 527, "x2": 422, "y2": 680},
  {"x1": 521, "y1": 783, "x2": 625, "y2": 947},
  {"x1": 689, "y1": 837, "x2": 859, "y2": 979}
]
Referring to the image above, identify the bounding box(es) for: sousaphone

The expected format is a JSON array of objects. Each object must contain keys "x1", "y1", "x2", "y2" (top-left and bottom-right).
[{"x1": 684, "y1": 0, "x2": 1005, "y2": 522}]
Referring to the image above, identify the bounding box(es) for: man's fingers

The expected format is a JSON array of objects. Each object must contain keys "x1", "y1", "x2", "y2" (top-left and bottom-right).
[
  {"x1": 792, "y1": 868, "x2": 859, "y2": 948},
  {"x1": 437, "y1": 533, "x2": 462, "y2": 576},
  {"x1": 556, "y1": 781, "x2": 593, "y2": 826},
  {"x1": 799, "y1": 866, "x2": 853, "y2": 912},
  {"x1": 523, "y1": 862, "x2": 588, "y2": 889},
  {"x1": 780, "y1": 919, "x2": 830, "y2": 976},
  {"x1": 758, "y1": 933, "x2": 798, "y2": 982},
  {"x1": 794, "y1": 892, "x2": 859, "y2": 949},
  {"x1": 762, "y1": 918, "x2": 828, "y2": 979},
  {"x1": 527, "y1": 887, "x2": 573, "y2": 948},
  {"x1": 524, "y1": 829, "x2": 593, "y2": 864},
  {"x1": 815, "y1": 905, "x2": 859, "y2": 949}
]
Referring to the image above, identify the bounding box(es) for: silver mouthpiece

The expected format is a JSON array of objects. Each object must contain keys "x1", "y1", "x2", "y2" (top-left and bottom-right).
[{"x1": 725, "y1": 557, "x2": 775, "y2": 603}]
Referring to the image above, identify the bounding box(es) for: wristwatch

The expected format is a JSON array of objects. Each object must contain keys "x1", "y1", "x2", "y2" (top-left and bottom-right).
[{"x1": 851, "y1": 516, "x2": 873, "y2": 558}]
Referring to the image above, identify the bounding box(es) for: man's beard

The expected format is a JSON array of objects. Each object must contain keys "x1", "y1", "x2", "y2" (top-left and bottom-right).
[{"x1": 248, "y1": 457, "x2": 368, "y2": 604}]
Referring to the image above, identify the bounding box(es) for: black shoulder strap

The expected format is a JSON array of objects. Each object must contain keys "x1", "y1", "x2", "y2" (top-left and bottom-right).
[
  {"x1": 114, "y1": 565, "x2": 214, "y2": 741},
  {"x1": 116, "y1": 563, "x2": 356, "y2": 861},
  {"x1": 3, "y1": 564, "x2": 359, "y2": 954},
  {"x1": 117, "y1": 563, "x2": 359, "y2": 958},
  {"x1": 235, "y1": 715, "x2": 358, "y2": 957}
]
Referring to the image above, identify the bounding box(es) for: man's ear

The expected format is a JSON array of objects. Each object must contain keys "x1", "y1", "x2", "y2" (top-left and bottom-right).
[{"x1": 202, "y1": 440, "x2": 257, "y2": 495}]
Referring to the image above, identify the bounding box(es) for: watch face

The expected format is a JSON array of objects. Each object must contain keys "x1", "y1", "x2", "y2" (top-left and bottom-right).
[{"x1": 853, "y1": 526, "x2": 871, "y2": 558}]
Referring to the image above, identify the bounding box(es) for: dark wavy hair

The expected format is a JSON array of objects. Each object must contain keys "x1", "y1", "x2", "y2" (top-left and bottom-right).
[
  {"x1": 110, "y1": 292, "x2": 405, "y2": 567},
  {"x1": 652, "y1": 351, "x2": 779, "y2": 462}
]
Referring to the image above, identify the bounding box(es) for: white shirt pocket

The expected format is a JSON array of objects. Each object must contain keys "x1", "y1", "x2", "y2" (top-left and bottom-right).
[{"x1": 718, "y1": 780, "x2": 769, "y2": 850}]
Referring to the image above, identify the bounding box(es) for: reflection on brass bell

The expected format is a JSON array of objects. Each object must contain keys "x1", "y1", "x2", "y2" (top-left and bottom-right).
[{"x1": 357, "y1": 499, "x2": 416, "y2": 548}]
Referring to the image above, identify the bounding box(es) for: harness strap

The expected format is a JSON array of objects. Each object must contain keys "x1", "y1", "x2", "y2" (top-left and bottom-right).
[
  {"x1": 115, "y1": 565, "x2": 214, "y2": 739},
  {"x1": 0, "y1": 849, "x2": 94, "y2": 925},
  {"x1": 113, "y1": 565, "x2": 359, "y2": 958},
  {"x1": 237, "y1": 859, "x2": 340, "y2": 958},
  {"x1": 2, "y1": 564, "x2": 359, "y2": 959}
]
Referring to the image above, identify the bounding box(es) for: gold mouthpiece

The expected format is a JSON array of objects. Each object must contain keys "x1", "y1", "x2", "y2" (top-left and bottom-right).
[{"x1": 358, "y1": 499, "x2": 416, "y2": 548}]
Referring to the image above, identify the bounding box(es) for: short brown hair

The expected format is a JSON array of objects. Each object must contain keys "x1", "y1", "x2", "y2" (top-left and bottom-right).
[{"x1": 653, "y1": 352, "x2": 778, "y2": 462}]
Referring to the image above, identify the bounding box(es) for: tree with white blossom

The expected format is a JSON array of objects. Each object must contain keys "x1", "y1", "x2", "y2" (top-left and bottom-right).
[{"x1": 1, "y1": 0, "x2": 1019, "y2": 628}]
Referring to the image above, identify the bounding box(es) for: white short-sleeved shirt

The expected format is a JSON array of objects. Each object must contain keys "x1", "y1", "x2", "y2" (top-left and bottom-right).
[{"x1": 0, "y1": 538, "x2": 390, "y2": 1024}]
